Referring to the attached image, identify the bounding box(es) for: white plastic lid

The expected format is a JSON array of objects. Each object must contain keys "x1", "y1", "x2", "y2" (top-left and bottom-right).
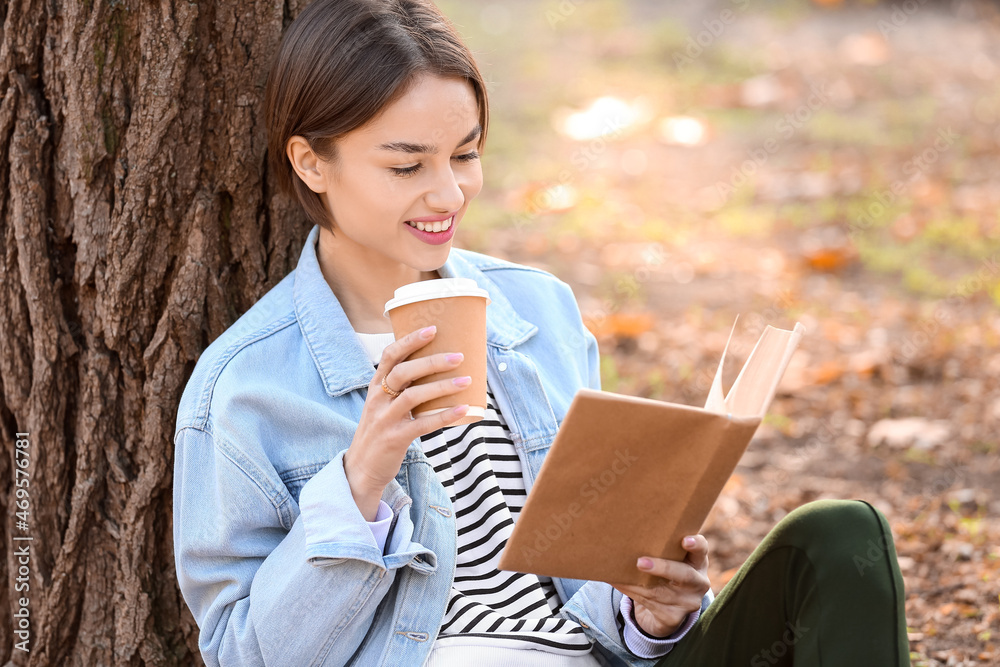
[{"x1": 384, "y1": 277, "x2": 491, "y2": 316}]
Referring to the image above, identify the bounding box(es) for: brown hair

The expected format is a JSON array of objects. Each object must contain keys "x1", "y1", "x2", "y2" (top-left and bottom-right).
[{"x1": 264, "y1": 0, "x2": 490, "y2": 232}]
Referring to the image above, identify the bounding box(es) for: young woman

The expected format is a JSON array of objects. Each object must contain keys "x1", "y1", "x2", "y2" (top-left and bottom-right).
[{"x1": 172, "y1": 1, "x2": 911, "y2": 665}]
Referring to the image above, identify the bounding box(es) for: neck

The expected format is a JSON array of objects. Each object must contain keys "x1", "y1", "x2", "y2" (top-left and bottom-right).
[{"x1": 315, "y1": 226, "x2": 440, "y2": 334}]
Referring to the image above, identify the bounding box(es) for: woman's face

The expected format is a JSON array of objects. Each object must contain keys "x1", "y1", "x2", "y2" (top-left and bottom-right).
[{"x1": 294, "y1": 74, "x2": 484, "y2": 273}]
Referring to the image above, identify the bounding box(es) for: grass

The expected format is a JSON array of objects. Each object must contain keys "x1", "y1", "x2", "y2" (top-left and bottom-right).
[{"x1": 442, "y1": 0, "x2": 998, "y2": 310}]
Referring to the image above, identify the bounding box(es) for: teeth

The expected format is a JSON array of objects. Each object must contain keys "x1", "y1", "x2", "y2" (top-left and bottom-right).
[{"x1": 407, "y1": 216, "x2": 453, "y2": 233}]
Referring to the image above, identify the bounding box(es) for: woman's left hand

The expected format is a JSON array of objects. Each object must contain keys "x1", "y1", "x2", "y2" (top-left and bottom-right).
[{"x1": 610, "y1": 535, "x2": 712, "y2": 638}]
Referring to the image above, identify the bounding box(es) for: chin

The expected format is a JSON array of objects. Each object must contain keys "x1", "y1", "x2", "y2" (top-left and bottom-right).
[
  {"x1": 401, "y1": 246, "x2": 449, "y2": 271},
  {"x1": 421, "y1": 251, "x2": 452, "y2": 274}
]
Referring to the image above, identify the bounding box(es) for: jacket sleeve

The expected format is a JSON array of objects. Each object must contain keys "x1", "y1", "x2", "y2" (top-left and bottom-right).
[
  {"x1": 620, "y1": 589, "x2": 715, "y2": 658},
  {"x1": 560, "y1": 581, "x2": 661, "y2": 667},
  {"x1": 173, "y1": 426, "x2": 431, "y2": 667},
  {"x1": 559, "y1": 581, "x2": 714, "y2": 666}
]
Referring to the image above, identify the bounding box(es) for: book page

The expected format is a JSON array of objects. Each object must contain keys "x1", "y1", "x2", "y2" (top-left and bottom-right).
[
  {"x1": 704, "y1": 320, "x2": 806, "y2": 418},
  {"x1": 726, "y1": 322, "x2": 806, "y2": 418},
  {"x1": 704, "y1": 317, "x2": 738, "y2": 415}
]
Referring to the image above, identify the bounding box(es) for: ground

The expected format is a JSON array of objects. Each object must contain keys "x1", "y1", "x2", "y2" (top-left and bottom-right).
[{"x1": 439, "y1": 0, "x2": 1000, "y2": 663}]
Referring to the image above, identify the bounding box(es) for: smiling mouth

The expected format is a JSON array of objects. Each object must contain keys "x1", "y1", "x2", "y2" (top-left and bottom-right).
[{"x1": 405, "y1": 216, "x2": 454, "y2": 233}]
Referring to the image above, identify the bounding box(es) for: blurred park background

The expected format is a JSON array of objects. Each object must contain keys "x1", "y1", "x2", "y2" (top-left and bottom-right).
[
  {"x1": 437, "y1": 0, "x2": 1000, "y2": 663},
  {"x1": 2, "y1": 0, "x2": 998, "y2": 663}
]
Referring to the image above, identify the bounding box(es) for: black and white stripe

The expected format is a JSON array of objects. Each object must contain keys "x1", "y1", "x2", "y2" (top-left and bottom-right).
[{"x1": 420, "y1": 388, "x2": 593, "y2": 655}]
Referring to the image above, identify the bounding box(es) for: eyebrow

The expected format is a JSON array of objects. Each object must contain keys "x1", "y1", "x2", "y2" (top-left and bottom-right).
[{"x1": 375, "y1": 124, "x2": 482, "y2": 155}]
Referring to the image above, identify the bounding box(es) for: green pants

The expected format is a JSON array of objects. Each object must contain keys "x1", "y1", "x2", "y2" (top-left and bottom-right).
[{"x1": 655, "y1": 499, "x2": 909, "y2": 667}]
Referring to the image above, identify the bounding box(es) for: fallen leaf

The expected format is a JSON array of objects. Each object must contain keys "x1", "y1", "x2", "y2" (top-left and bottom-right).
[
  {"x1": 810, "y1": 360, "x2": 845, "y2": 385},
  {"x1": 802, "y1": 246, "x2": 855, "y2": 272},
  {"x1": 584, "y1": 312, "x2": 655, "y2": 339}
]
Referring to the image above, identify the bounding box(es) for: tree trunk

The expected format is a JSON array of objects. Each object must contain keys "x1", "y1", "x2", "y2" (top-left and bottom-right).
[{"x1": 1, "y1": 1, "x2": 310, "y2": 664}]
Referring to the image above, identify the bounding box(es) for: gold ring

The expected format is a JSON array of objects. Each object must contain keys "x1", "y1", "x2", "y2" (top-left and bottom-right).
[{"x1": 381, "y1": 375, "x2": 402, "y2": 398}]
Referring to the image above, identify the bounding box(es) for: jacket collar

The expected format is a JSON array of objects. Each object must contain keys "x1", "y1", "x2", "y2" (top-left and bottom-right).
[{"x1": 293, "y1": 225, "x2": 538, "y2": 397}]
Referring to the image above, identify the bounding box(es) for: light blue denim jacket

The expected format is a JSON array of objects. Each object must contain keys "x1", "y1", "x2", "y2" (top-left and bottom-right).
[{"x1": 173, "y1": 224, "x2": 711, "y2": 666}]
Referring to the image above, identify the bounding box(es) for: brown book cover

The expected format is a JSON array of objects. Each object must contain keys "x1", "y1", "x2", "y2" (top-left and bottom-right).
[{"x1": 497, "y1": 321, "x2": 806, "y2": 587}]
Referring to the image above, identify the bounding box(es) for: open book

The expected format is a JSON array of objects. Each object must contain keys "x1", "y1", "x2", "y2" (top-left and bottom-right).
[{"x1": 497, "y1": 320, "x2": 806, "y2": 587}]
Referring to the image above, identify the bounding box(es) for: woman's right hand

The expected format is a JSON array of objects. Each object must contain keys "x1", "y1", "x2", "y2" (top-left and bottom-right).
[{"x1": 344, "y1": 325, "x2": 471, "y2": 520}]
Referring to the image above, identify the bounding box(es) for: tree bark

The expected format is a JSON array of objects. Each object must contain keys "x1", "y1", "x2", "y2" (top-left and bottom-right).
[{"x1": 1, "y1": 1, "x2": 310, "y2": 664}]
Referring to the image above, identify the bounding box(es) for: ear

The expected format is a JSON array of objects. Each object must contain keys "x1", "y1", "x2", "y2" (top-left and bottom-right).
[{"x1": 286, "y1": 135, "x2": 329, "y2": 194}]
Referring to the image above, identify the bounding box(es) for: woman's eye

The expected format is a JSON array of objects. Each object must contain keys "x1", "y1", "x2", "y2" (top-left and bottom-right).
[
  {"x1": 390, "y1": 151, "x2": 480, "y2": 177},
  {"x1": 390, "y1": 164, "x2": 422, "y2": 176}
]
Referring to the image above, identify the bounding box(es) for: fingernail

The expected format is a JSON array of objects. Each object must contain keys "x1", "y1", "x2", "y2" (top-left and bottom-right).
[
  {"x1": 446, "y1": 352, "x2": 464, "y2": 363},
  {"x1": 683, "y1": 537, "x2": 696, "y2": 548},
  {"x1": 452, "y1": 376, "x2": 471, "y2": 387},
  {"x1": 637, "y1": 557, "x2": 653, "y2": 570},
  {"x1": 420, "y1": 326, "x2": 436, "y2": 339},
  {"x1": 453, "y1": 405, "x2": 469, "y2": 414}
]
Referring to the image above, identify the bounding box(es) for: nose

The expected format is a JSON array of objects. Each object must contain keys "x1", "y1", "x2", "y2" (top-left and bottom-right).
[{"x1": 425, "y1": 163, "x2": 466, "y2": 213}]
